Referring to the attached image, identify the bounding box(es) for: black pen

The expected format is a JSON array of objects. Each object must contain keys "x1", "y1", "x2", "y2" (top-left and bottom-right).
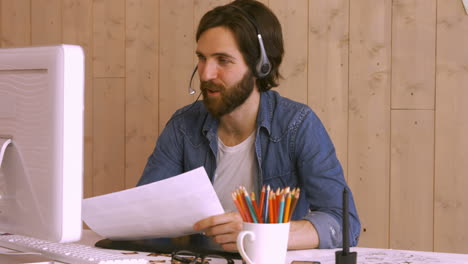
[{"x1": 335, "y1": 187, "x2": 357, "y2": 264}]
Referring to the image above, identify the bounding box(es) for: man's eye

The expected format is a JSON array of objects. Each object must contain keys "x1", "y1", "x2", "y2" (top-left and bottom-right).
[{"x1": 218, "y1": 57, "x2": 231, "y2": 64}]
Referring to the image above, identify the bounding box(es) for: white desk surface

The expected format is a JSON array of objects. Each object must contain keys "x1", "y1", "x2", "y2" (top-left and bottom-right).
[{"x1": 1, "y1": 230, "x2": 468, "y2": 264}]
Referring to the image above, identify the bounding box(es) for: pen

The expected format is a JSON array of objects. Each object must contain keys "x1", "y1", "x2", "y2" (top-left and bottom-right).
[{"x1": 342, "y1": 188, "x2": 349, "y2": 254}]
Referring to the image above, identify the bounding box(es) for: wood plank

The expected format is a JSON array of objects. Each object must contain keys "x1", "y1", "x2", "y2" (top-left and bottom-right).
[
  {"x1": 93, "y1": 78, "x2": 125, "y2": 196},
  {"x1": 62, "y1": 0, "x2": 94, "y2": 198},
  {"x1": 125, "y1": 0, "x2": 159, "y2": 188},
  {"x1": 31, "y1": 0, "x2": 62, "y2": 45},
  {"x1": 159, "y1": 0, "x2": 194, "y2": 132},
  {"x1": 93, "y1": 0, "x2": 125, "y2": 78},
  {"x1": 391, "y1": 0, "x2": 436, "y2": 109},
  {"x1": 434, "y1": 0, "x2": 468, "y2": 254},
  {"x1": 390, "y1": 110, "x2": 434, "y2": 251},
  {"x1": 194, "y1": 0, "x2": 231, "y2": 30},
  {"x1": 308, "y1": 0, "x2": 349, "y2": 178},
  {"x1": 348, "y1": 0, "x2": 392, "y2": 248},
  {"x1": 269, "y1": 0, "x2": 308, "y2": 104},
  {"x1": 0, "y1": 0, "x2": 30, "y2": 47}
]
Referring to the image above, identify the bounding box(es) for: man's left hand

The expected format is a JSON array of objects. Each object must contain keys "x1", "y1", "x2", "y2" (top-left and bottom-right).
[{"x1": 193, "y1": 211, "x2": 243, "y2": 251}]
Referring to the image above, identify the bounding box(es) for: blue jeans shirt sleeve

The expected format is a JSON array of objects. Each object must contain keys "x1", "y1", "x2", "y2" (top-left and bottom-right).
[
  {"x1": 137, "y1": 117, "x2": 184, "y2": 186},
  {"x1": 293, "y1": 109, "x2": 360, "y2": 248}
]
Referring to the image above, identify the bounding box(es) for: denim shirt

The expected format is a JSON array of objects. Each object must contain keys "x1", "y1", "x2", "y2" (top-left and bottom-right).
[{"x1": 137, "y1": 90, "x2": 361, "y2": 248}]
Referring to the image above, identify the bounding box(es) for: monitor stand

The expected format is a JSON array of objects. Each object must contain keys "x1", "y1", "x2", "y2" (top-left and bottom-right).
[
  {"x1": 0, "y1": 137, "x2": 12, "y2": 166},
  {"x1": 0, "y1": 137, "x2": 45, "y2": 237}
]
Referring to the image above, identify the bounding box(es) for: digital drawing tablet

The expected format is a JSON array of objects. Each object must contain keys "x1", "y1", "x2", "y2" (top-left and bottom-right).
[{"x1": 95, "y1": 233, "x2": 241, "y2": 260}]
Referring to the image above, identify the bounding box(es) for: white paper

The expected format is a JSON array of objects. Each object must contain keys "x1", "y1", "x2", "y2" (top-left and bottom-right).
[
  {"x1": 286, "y1": 247, "x2": 468, "y2": 264},
  {"x1": 82, "y1": 167, "x2": 224, "y2": 240}
]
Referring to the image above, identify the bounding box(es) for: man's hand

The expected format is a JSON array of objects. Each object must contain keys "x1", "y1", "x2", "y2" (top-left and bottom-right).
[
  {"x1": 193, "y1": 213, "x2": 319, "y2": 251},
  {"x1": 193, "y1": 212, "x2": 243, "y2": 251}
]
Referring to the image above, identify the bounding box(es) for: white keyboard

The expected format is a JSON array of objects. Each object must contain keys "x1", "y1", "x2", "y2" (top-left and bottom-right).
[{"x1": 0, "y1": 234, "x2": 149, "y2": 264}]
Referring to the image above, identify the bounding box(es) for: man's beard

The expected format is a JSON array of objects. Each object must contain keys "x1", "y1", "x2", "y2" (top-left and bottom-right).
[{"x1": 200, "y1": 71, "x2": 255, "y2": 119}]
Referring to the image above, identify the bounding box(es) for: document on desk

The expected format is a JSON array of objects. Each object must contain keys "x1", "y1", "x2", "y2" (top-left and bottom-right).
[{"x1": 82, "y1": 167, "x2": 224, "y2": 240}]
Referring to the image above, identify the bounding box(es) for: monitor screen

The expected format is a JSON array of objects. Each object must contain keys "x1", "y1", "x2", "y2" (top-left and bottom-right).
[{"x1": 0, "y1": 45, "x2": 84, "y2": 243}]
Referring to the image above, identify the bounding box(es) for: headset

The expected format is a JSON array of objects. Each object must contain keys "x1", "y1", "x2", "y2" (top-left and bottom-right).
[
  {"x1": 188, "y1": 4, "x2": 271, "y2": 95},
  {"x1": 232, "y1": 5, "x2": 272, "y2": 79}
]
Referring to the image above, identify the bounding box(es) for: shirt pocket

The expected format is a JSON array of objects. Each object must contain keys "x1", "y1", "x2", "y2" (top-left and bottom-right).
[{"x1": 262, "y1": 168, "x2": 298, "y2": 190}]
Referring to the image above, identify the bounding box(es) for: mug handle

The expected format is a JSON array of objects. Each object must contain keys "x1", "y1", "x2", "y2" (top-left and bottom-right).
[{"x1": 237, "y1": 230, "x2": 256, "y2": 264}]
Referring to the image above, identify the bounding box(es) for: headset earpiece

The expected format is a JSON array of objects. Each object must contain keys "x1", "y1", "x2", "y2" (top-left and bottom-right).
[
  {"x1": 256, "y1": 34, "x2": 271, "y2": 78},
  {"x1": 230, "y1": 5, "x2": 271, "y2": 79}
]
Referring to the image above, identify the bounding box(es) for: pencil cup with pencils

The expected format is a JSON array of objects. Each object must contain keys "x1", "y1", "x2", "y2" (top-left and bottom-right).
[
  {"x1": 233, "y1": 186, "x2": 300, "y2": 264},
  {"x1": 237, "y1": 221, "x2": 289, "y2": 264}
]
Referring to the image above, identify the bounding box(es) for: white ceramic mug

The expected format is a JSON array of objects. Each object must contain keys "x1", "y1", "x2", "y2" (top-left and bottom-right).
[{"x1": 236, "y1": 222, "x2": 290, "y2": 264}]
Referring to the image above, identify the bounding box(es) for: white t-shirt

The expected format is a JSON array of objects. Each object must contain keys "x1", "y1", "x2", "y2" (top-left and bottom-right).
[{"x1": 213, "y1": 132, "x2": 258, "y2": 212}]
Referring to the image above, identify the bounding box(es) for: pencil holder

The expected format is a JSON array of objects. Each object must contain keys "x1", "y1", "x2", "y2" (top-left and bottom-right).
[{"x1": 236, "y1": 222, "x2": 290, "y2": 264}]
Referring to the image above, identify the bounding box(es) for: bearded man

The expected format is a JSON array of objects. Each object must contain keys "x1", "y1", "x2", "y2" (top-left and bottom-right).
[{"x1": 137, "y1": 0, "x2": 360, "y2": 251}]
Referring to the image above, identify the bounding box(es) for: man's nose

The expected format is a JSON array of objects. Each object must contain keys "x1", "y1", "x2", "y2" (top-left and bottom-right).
[{"x1": 199, "y1": 61, "x2": 218, "y2": 82}]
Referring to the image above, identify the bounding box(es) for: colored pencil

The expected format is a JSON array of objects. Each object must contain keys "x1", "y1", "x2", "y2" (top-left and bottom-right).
[
  {"x1": 286, "y1": 188, "x2": 296, "y2": 222},
  {"x1": 283, "y1": 191, "x2": 292, "y2": 223},
  {"x1": 276, "y1": 188, "x2": 283, "y2": 222},
  {"x1": 232, "y1": 192, "x2": 247, "y2": 221},
  {"x1": 258, "y1": 185, "x2": 266, "y2": 222},
  {"x1": 238, "y1": 189, "x2": 253, "y2": 222},
  {"x1": 232, "y1": 185, "x2": 300, "y2": 223},
  {"x1": 251, "y1": 192, "x2": 262, "y2": 223},
  {"x1": 270, "y1": 190, "x2": 277, "y2": 223},
  {"x1": 243, "y1": 188, "x2": 258, "y2": 223},
  {"x1": 278, "y1": 194, "x2": 285, "y2": 223},
  {"x1": 263, "y1": 185, "x2": 270, "y2": 223},
  {"x1": 268, "y1": 193, "x2": 275, "y2": 223},
  {"x1": 287, "y1": 188, "x2": 300, "y2": 222}
]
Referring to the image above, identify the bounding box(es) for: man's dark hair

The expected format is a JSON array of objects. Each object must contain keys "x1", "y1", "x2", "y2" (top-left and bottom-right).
[{"x1": 196, "y1": 0, "x2": 284, "y2": 92}]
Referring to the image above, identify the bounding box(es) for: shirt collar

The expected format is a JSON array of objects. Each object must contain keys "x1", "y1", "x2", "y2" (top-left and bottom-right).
[
  {"x1": 256, "y1": 91, "x2": 273, "y2": 135},
  {"x1": 202, "y1": 111, "x2": 217, "y2": 139}
]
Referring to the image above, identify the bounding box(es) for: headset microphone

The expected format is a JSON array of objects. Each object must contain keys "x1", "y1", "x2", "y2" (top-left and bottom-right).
[
  {"x1": 171, "y1": 65, "x2": 200, "y2": 118},
  {"x1": 188, "y1": 65, "x2": 198, "y2": 95}
]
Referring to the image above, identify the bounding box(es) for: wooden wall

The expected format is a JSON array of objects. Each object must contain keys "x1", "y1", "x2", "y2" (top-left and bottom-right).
[{"x1": 1, "y1": 0, "x2": 467, "y2": 254}]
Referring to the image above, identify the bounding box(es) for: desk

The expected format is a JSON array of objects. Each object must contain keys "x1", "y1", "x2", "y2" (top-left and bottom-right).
[
  {"x1": 287, "y1": 247, "x2": 468, "y2": 264},
  {"x1": 1, "y1": 230, "x2": 468, "y2": 264},
  {"x1": 81, "y1": 230, "x2": 468, "y2": 264}
]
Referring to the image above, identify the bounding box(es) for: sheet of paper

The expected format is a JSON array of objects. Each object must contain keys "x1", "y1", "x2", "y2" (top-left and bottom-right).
[
  {"x1": 286, "y1": 247, "x2": 468, "y2": 264},
  {"x1": 82, "y1": 167, "x2": 224, "y2": 240}
]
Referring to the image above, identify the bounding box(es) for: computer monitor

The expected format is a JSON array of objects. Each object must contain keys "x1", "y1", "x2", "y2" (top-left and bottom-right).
[{"x1": 0, "y1": 45, "x2": 84, "y2": 243}]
